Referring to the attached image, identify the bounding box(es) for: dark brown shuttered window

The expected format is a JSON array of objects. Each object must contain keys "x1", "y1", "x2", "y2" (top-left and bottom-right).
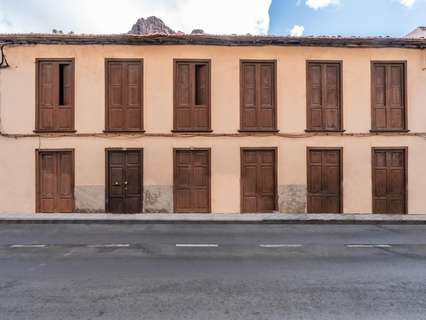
[
  {"x1": 371, "y1": 62, "x2": 407, "y2": 131},
  {"x1": 105, "y1": 59, "x2": 144, "y2": 132},
  {"x1": 240, "y1": 60, "x2": 277, "y2": 132},
  {"x1": 36, "y1": 59, "x2": 75, "y2": 132},
  {"x1": 174, "y1": 60, "x2": 211, "y2": 132},
  {"x1": 306, "y1": 61, "x2": 342, "y2": 132}
]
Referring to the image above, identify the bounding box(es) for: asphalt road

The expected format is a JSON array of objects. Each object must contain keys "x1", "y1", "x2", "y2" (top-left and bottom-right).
[{"x1": 0, "y1": 223, "x2": 425, "y2": 320}]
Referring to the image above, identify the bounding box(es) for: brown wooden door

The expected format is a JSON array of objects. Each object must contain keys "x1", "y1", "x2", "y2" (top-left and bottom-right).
[
  {"x1": 371, "y1": 62, "x2": 406, "y2": 131},
  {"x1": 106, "y1": 59, "x2": 144, "y2": 131},
  {"x1": 372, "y1": 148, "x2": 407, "y2": 214},
  {"x1": 240, "y1": 61, "x2": 276, "y2": 131},
  {"x1": 241, "y1": 149, "x2": 277, "y2": 213},
  {"x1": 106, "y1": 150, "x2": 143, "y2": 213},
  {"x1": 307, "y1": 148, "x2": 342, "y2": 213},
  {"x1": 37, "y1": 150, "x2": 74, "y2": 213},
  {"x1": 174, "y1": 149, "x2": 211, "y2": 213}
]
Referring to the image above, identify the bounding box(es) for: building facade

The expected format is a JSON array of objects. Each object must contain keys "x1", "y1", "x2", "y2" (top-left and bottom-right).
[{"x1": 0, "y1": 34, "x2": 425, "y2": 214}]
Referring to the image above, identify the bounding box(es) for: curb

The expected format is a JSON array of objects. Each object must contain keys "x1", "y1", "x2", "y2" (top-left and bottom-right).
[{"x1": 1, "y1": 215, "x2": 426, "y2": 225}]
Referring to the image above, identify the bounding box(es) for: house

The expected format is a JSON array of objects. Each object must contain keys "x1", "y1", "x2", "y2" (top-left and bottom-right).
[
  {"x1": 0, "y1": 33, "x2": 425, "y2": 214},
  {"x1": 405, "y1": 26, "x2": 426, "y2": 38}
]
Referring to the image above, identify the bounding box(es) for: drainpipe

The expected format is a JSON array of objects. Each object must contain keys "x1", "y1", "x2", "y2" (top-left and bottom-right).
[
  {"x1": 0, "y1": 55, "x2": 2, "y2": 134},
  {"x1": 0, "y1": 44, "x2": 10, "y2": 134},
  {"x1": 423, "y1": 48, "x2": 426, "y2": 71}
]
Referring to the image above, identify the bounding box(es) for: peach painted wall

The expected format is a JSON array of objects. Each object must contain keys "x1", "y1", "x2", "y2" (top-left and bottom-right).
[{"x1": 0, "y1": 44, "x2": 425, "y2": 213}]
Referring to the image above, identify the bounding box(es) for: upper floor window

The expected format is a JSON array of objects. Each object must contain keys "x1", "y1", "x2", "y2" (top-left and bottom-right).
[
  {"x1": 173, "y1": 59, "x2": 211, "y2": 132},
  {"x1": 105, "y1": 59, "x2": 144, "y2": 132},
  {"x1": 36, "y1": 59, "x2": 75, "y2": 132},
  {"x1": 371, "y1": 61, "x2": 407, "y2": 132},
  {"x1": 306, "y1": 61, "x2": 342, "y2": 132},
  {"x1": 240, "y1": 60, "x2": 277, "y2": 132}
]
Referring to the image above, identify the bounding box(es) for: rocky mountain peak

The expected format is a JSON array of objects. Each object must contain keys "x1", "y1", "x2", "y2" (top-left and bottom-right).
[{"x1": 129, "y1": 16, "x2": 175, "y2": 35}]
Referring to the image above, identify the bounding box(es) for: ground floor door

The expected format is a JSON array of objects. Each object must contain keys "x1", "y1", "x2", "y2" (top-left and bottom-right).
[
  {"x1": 106, "y1": 149, "x2": 143, "y2": 213},
  {"x1": 307, "y1": 148, "x2": 342, "y2": 213},
  {"x1": 174, "y1": 149, "x2": 211, "y2": 213},
  {"x1": 372, "y1": 148, "x2": 407, "y2": 214},
  {"x1": 241, "y1": 148, "x2": 277, "y2": 213},
  {"x1": 36, "y1": 150, "x2": 74, "y2": 213}
]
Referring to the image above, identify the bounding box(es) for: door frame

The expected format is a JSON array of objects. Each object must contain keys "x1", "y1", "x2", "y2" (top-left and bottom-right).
[
  {"x1": 105, "y1": 148, "x2": 144, "y2": 213},
  {"x1": 35, "y1": 149, "x2": 75, "y2": 213},
  {"x1": 371, "y1": 147, "x2": 408, "y2": 214},
  {"x1": 306, "y1": 147, "x2": 344, "y2": 214},
  {"x1": 173, "y1": 148, "x2": 212, "y2": 213},
  {"x1": 240, "y1": 147, "x2": 278, "y2": 213}
]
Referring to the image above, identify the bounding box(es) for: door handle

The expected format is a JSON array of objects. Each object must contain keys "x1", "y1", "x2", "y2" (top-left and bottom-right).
[
  {"x1": 124, "y1": 181, "x2": 128, "y2": 185},
  {"x1": 114, "y1": 181, "x2": 120, "y2": 186}
]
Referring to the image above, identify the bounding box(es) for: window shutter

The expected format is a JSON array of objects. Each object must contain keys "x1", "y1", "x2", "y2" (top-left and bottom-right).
[
  {"x1": 307, "y1": 62, "x2": 341, "y2": 131},
  {"x1": 175, "y1": 63, "x2": 192, "y2": 130},
  {"x1": 259, "y1": 64, "x2": 275, "y2": 130},
  {"x1": 108, "y1": 63, "x2": 125, "y2": 130},
  {"x1": 241, "y1": 63, "x2": 258, "y2": 130},
  {"x1": 124, "y1": 62, "x2": 143, "y2": 130},
  {"x1": 174, "y1": 61, "x2": 210, "y2": 131},
  {"x1": 38, "y1": 62, "x2": 56, "y2": 130},
  {"x1": 323, "y1": 64, "x2": 340, "y2": 130},
  {"x1": 106, "y1": 60, "x2": 143, "y2": 131},
  {"x1": 307, "y1": 64, "x2": 323, "y2": 131},
  {"x1": 388, "y1": 64, "x2": 405, "y2": 130},
  {"x1": 372, "y1": 64, "x2": 388, "y2": 130},
  {"x1": 241, "y1": 61, "x2": 276, "y2": 131},
  {"x1": 36, "y1": 60, "x2": 74, "y2": 132},
  {"x1": 56, "y1": 63, "x2": 73, "y2": 130},
  {"x1": 372, "y1": 62, "x2": 406, "y2": 131},
  {"x1": 193, "y1": 63, "x2": 209, "y2": 130}
]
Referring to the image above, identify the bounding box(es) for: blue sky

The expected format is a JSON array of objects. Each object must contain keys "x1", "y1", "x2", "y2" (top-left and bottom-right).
[
  {"x1": 0, "y1": 0, "x2": 424, "y2": 36},
  {"x1": 269, "y1": 0, "x2": 426, "y2": 37}
]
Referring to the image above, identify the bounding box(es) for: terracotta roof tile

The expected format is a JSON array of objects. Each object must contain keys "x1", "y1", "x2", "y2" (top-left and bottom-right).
[{"x1": 0, "y1": 33, "x2": 424, "y2": 48}]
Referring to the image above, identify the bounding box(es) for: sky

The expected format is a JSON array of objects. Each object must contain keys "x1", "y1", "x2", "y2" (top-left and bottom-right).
[{"x1": 0, "y1": 0, "x2": 424, "y2": 37}]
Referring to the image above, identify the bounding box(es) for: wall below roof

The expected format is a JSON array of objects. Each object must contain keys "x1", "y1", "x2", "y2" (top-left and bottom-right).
[{"x1": 0, "y1": 44, "x2": 426, "y2": 213}]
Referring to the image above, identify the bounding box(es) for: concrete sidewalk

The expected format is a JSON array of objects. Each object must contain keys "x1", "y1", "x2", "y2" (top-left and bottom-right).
[{"x1": 1, "y1": 213, "x2": 426, "y2": 224}]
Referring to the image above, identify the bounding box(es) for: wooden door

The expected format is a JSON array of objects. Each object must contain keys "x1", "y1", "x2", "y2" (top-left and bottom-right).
[
  {"x1": 174, "y1": 149, "x2": 211, "y2": 213},
  {"x1": 106, "y1": 149, "x2": 143, "y2": 213},
  {"x1": 241, "y1": 149, "x2": 277, "y2": 213},
  {"x1": 307, "y1": 148, "x2": 342, "y2": 213},
  {"x1": 37, "y1": 150, "x2": 74, "y2": 213},
  {"x1": 105, "y1": 59, "x2": 144, "y2": 132},
  {"x1": 372, "y1": 148, "x2": 407, "y2": 214}
]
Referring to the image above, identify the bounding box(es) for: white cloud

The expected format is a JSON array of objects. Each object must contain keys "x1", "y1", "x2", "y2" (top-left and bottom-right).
[
  {"x1": 305, "y1": 0, "x2": 340, "y2": 10},
  {"x1": 290, "y1": 25, "x2": 305, "y2": 37},
  {"x1": 399, "y1": 0, "x2": 416, "y2": 7},
  {"x1": 0, "y1": 0, "x2": 272, "y2": 35}
]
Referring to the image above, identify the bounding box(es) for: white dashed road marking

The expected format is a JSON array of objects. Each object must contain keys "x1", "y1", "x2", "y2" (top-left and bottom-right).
[
  {"x1": 260, "y1": 244, "x2": 303, "y2": 248},
  {"x1": 176, "y1": 244, "x2": 219, "y2": 248},
  {"x1": 346, "y1": 244, "x2": 392, "y2": 248},
  {"x1": 88, "y1": 244, "x2": 130, "y2": 248},
  {"x1": 10, "y1": 244, "x2": 47, "y2": 248}
]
